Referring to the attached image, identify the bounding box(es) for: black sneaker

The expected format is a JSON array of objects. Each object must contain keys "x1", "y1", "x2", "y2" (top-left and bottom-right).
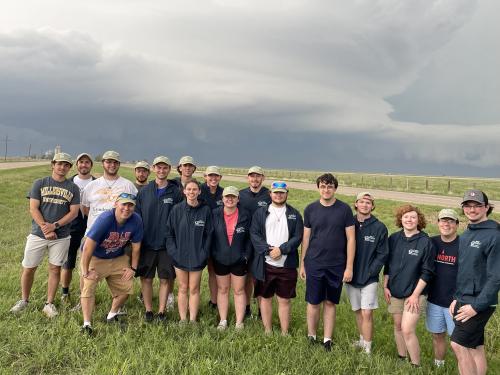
[
  {"x1": 157, "y1": 312, "x2": 167, "y2": 322},
  {"x1": 308, "y1": 336, "x2": 318, "y2": 346},
  {"x1": 145, "y1": 311, "x2": 154, "y2": 323},
  {"x1": 323, "y1": 340, "x2": 332, "y2": 352},
  {"x1": 208, "y1": 301, "x2": 217, "y2": 309},
  {"x1": 106, "y1": 315, "x2": 120, "y2": 324},
  {"x1": 81, "y1": 325, "x2": 93, "y2": 335}
]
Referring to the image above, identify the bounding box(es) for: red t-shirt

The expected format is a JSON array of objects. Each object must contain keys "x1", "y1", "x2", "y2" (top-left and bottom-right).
[{"x1": 223, "y1": 208, "x2": 239, "y2": 246}]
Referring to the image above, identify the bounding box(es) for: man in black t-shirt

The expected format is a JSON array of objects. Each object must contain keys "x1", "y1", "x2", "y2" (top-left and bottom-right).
[
  {"x1": 425, "y1": 209, "x2": 459, "y2": 368},
  {"x1": 299, "y1": 173, "x2": 355, "y2": 351}
]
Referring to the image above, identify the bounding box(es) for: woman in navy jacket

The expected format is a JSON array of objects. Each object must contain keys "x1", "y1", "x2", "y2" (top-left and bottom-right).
[
  {"x1": 166, "y1": 180, "x2": 213, "y2": 323},
  {"x1": 384, "y1": 204, "x2": 435, "y2": 367},
  {"x1": 211, "y1": 186, "x2": 252, "y2": 330}
]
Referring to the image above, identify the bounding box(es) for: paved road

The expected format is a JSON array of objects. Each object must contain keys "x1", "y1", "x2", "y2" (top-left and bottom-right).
[{"x1": 2, "y1": 162, "x2": 498, "y2": 212}]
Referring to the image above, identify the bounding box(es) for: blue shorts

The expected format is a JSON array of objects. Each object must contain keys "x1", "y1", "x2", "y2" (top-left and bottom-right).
[
  {"x1": 305, "y1": 267, "x2": 343, "y2": 305},
  {"x1": 426, "y1": 301, "x2": 455, "y2": 335}
]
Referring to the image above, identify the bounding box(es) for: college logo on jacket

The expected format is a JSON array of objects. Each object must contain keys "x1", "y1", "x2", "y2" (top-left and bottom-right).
[
  {"x1": 364, "y1": 235, "x2": 376, "y2": 243},
  {"x1": 235, "y1": 226, "x2": 245, "y2": 234},
  {"x1": 470, "y1": 240, "x2": 481, "y2": 249},
  {"x1": 257, "y1": 201, "x2": 268, "y2": 207},
  {"x1": 163, "y1": 198, "x2": 174, "y2": 204},
  {"x1": 287, "y1": 214, "x2": 297, "y2": 220},
  {"x1": 194, "y1": 220, "x2": 205, "y2": 227},
  {"x1": 408, "y1": 249, "x2": 419, "y2": 256}
]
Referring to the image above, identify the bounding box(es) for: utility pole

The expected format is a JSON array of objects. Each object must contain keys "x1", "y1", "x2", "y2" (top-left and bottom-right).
[
  {"x1": 28, "y1": 144, "x2": 32, "y2": 159},
  {"x1": 2, "y1": 134, "x2": 12, "y2": 161}
]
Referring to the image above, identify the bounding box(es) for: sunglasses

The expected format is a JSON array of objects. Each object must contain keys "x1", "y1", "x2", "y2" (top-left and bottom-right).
[
  {"x1": 271, "y1": 181, "x2": 287, "y2": 189},
  {"x1": 118, "y1": 193, "x2": 136, "y2": 200}
]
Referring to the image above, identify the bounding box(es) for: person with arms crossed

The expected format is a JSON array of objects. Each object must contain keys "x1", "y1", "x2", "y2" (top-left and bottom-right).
[
  {"x1": 211, "y1": 186, "x2": 252, "y2": 330},
  {"x1": 384, "y1": 204, "x2": 435, "y2": 367},
  {"x1": 251, "y1": 181, "x2": 303, "y2": 335},
  {"x1": 79, "y1": 193, "x2": 143, "y2": 334},
  {"x1": 166, "y1": 180, "x2": 213, "y2": 323},
  {"x1": 450, "y1": 190, "x2": 500, "y2": 375},
  {"x1": 345, "y1": 192, "x2": 388, "y2": 355},
  {"x1": 425, "y1": 208, "x2": 460, "y2": 368},
  {"x1": 135, "y1": 156, "x2": 183, "y2": 322},
  {"x1": 11, "y1": 153, "x2": 80, "y2": 318},
  {"x1": 299, "y1": 173, "x2": 355, "y2": 351}
]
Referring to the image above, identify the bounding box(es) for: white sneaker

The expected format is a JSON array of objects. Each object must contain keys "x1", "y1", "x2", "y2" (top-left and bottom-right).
[
  {"x1": 235, "y1": 322, "x2": 244, "y2": 330},
  {"x1": 217, "y1": 320, "x2": 228, "y2": 331},
  {"x1": 42, "y1": 303, "x2": 58, "y2": 318},
  {"x1": 352, "y1": 340, "x2": 364, "y2": 349},
  {"x1": 70, "y1": 302, "x2": 81, "y2": 312},
  {"x1": 10, "y1": 299, "x2": 29, "y2": 314},
  {"x1": 166, "y1": 293, "x2": 175, "y2": 312},
  {"x1": 116, "y1": 306, "x2": 127, "y2": 315}
]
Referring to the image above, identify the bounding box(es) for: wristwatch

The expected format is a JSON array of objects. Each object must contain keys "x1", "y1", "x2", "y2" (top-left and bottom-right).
[{"x1": 54, "y1": 222, "x2": 60, "y2": 229}]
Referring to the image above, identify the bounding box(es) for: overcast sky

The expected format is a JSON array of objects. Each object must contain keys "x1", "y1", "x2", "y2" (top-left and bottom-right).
[{"x1": 1, "y1": 0, "x2": 499, "y2": 177}]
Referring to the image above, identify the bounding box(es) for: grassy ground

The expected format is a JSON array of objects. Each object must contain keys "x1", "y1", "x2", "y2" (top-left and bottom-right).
[{"x1": 1, "y1": 165, "x2": 499, "y2": 374}]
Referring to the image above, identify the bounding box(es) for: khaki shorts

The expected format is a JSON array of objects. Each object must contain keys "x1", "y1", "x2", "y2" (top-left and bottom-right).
[
  {"x1": 81, "y1": 255, "x2": 133, "y2": 298},
  {"x1": 388, "y1": 295, "x2": 427, "y2": 314},
  {"x1": 22, "y1": 234, "x2": 71, "y2": 268}
]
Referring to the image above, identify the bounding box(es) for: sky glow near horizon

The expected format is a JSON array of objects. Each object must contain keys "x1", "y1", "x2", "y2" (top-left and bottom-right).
[{"x1": 1, "y1": 0, "x2": 499, "y2": 177}]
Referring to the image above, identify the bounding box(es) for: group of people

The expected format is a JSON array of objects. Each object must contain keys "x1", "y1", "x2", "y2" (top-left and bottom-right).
[{"x1": 9, "y1": 150, "x2": 500, "y2": 374}]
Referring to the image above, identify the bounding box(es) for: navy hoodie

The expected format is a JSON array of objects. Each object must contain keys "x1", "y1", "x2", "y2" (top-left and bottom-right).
[
  {"x1": 135, "y1": 180, "x2": 183, "y2": 251},
  {"x1": 349, "y1": 215, "x2": 389, "y2": 288},
  {"x1": 250, "y1": 204, "x2": 303, "y2": 281},
  {"x1": 199, "y1": 183, "x2": 223, "y2": 210},
  {"x1": 166, "y1": 201, "x2": 214, "y2": 271},
  {"x1": 239, "y1": 187, "x2": 271, "y2": 217},
  {"x1": 454, "y1": 219, "x2": 500, "y2": 312},
  {"x1": 211, "y1": 207, "x2": 252, "y2": 265},
  {"x1": 384, "y1": 230, "x2": 435, "y2": 299}
]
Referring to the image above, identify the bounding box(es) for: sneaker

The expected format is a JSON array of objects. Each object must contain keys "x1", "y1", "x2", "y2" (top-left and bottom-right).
[
  {"x1": 60, "y1": 294, "x2": 71, "y2": 306},
  {"x1": 144, "y1": 311, "x2": 154, "y2": 323},
  {"x1": 70, "y1": 302, "x2": 81, "y2": 312},
  {"x1": 10, "y1": 299, "x2": 29, "y2": 314},
  {"x1": 81, "y1": 325, "x2": 93, "y2": 336},
  {"x1": 308, "y1": 336, "x2": 318, "y2": 346},
  {"x1": 42, "y1": 303, "x2": 58, "y2": 318},
  {"x1": 208, "y1": 301, "x2": 217, "y2": 309},
  {"x1": 166, "y1": 294, "x2": 175, "y2": 312},
  {"x1": 116, "y1": 306, "x2": 127, "y2": 316},
  {"x1": 323, "y1": 340, "x2": 332, "y2": 352},
  {"x1": 352, "y1": 340, "x2": 364, "y2": 349},
  {"x1": 235, "y1": 322, "x2": 244, "y2": 330},
  {"x1": 217, "y1": 320, "x2": 228, "y2": 331},
  {"x1": 157, "y1": 312, "x2": 167, "y2": 322}
]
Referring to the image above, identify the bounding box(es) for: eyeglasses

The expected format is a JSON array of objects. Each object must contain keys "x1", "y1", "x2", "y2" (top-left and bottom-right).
[
  {"x1": 118, "y1": 193, "x2": 136, "y2": 200},
  {"x1": 104, "y1": 159, "x2": 120, "y2": 164},
  {"x1": 463, "y1": 204, "x2": 484, "y2": 209},
  {"x1": 271, "y1": 181, "x2": 288, "y2": 189}
]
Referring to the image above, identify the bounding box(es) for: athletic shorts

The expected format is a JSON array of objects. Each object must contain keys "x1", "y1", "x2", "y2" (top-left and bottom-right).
[
  {"x1": 426, "y1": 301, "x2": 455, "y2": 335},
  {"x1": 305, "y1": 268, "x2": 343, "y2": 305},
  {"x1": 136, "y1": 248, "x2": 175, "y2": 280},
  {"x1": 345, "y1": 282, "x2": 379, "y2": 311},
  {"x1": 213, "y1": 259, "x2": 247, "y2": 277},
  {"x1": 388, "y1": 295, "x2": 427, "y2": 315},
  {"x1": 81, "y1": 255, "x2": 133, "y2": 298},
  {"x1": 22, "y1": 234, "x2": 71, "y2": 268},
  {"x1": 254, "y1": 263, "x2": 297, "y2": 299},
  {"x1": 62, "y1": 231, "x2": 85, "y2": 270},
  {"x1": 451, "y1": 302, "x2": 495, "y2": 348}
]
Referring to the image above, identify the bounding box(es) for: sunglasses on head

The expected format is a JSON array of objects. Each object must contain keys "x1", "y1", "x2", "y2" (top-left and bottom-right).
[
  {"x1": 272, "y1": 181, "x2": 287, "y2": 189},
  {"x1": 118, "y1": 193, "x2": 136, "y2": 200}
]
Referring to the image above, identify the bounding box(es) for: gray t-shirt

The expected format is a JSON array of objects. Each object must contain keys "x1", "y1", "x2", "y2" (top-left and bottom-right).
[{"x1": 29, "y1": 176, "x2": 80, "y2": 238}]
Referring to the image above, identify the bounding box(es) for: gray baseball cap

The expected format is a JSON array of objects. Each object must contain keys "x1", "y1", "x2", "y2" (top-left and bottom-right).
[
  {"x1": 102, "y1": 150, "x2": 120, "y2": 162},
  {"x1": 76, "y1": 153, "x2": 93, "y2": 164},
  {"x1": 461, "y1": 189, "x2": 486, "y2": 205}
]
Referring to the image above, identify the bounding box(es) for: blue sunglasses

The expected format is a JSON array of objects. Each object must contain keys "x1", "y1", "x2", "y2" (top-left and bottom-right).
[{"x1": 118, "y1": 192, "x2": 136, "y2": 200}]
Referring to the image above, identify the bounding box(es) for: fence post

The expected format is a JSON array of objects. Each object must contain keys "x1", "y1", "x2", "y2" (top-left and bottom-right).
[
  {"x1": 389, "y1": 177, "x2": 392, "y2": 189},
  {"x1": 425, "y1": 179, "x2": 429, "y2": 191},
  {"x1": 448, "y1": 180, "x2": 451, "y2": 193},
  {"x1": 406, "y1": 178, "x2": 409, "y2": 191}
]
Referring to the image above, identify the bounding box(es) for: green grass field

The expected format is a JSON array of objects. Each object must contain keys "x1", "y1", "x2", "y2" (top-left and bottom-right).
[{"x1": 1, "y1": 165, "x2": 498, "y2": 374}]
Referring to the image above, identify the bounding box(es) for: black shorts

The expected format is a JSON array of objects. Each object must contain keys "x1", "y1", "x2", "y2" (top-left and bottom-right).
[
  {"x1": 136, "y1": 248, "x2": 175, "y2": 280},
  {"x1": 451, "y1": 302, "x2": 495, "y2": 348},
  {"x1": 305, "y1": 267, "x2": 343, "y2": 305},
  {"x1": 213, "y1": 259, "x2": 247, "y2": 277},
  {"x1": 254, "y1": 263, "x2": 297, "y2": 299},
  {"x1": 62, "y1": 230, "x2": 85, "y2": 270}
]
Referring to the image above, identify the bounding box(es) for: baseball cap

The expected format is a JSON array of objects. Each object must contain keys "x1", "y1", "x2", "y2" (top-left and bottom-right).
[
  {"x1": 438, "y1": 208, "x2": 459, "y2": 221},
  {"x1": 461, "y1": 189, "x2": 486, "y2": 205},
  {"x1": 178, "y1": 156, "x2": 196, "y2": 166},
  {"x1": 248, "y1": 166, "x2": 264, "y2": 175},
  {"x1": 102, "y1": 150, "x2": 121, "y2": 162},
  {"x1": 205, "y1": 166, "x2": 222, "y2": 176},
  {"x1": 52, "y1": 152, "x2": 73, "y2": 166},
  {"x1": 356, "y1": 191, "x2": 374, "y2": 202},
  {"x1": 271, "y1": 181, "x2": 288, "y2": 193},
  {"x1": 222, "y1": 186, "x2": 239, "y2": 197},
  {"x1": 115, "y1": 192, "x2": 136, "y2": 205},
  {"x1": 76, "y1": 153, "x2": 93, "y2": 164},
  {"x1": 134, "y1": 161, "x2": 150, "y2": 170},
  {"x1": 152, "y1": 156, "x2": 171, "y2": 166}
]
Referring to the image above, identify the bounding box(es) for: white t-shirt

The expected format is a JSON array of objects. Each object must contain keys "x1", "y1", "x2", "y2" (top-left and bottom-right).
[
  {"x1": 73, "y1": 175, "x2": 93, "y2": 199},
  {"x1": 265, "y1": 205, "x2": 289, "y2": 267},
  {"x1": 81, "y1": 176, "x2": 137, "y2": 234}
]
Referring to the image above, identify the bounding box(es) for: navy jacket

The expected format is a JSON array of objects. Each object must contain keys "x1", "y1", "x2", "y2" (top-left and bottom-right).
[
  {"x1": 166, "y1": 201, "x2": 214, "y2": 271},
  {"x1": 239, "y1": 187, "x2": 271, "y2": 217},
  {"x1": 250, "y1": 204, "x2": 304, "y2": 281},
  {"x1": 199, "y1": 183, "x2": 223, "y2": 210},
  {"x1": 349, "y1": 215, "x2": 389, "y2": 288},
  {"x1": 454, "y1": 219, "x2": 500, "y2": 312},
  {"x1": 211, "y1": 207, "x2": 252, "y2": 266},
  {"x1": 384, "y1": 230, "x2": 435, "y2": 299},
  {"x1": 135, "y1": 180, "x2": 183, "y2": 251}
]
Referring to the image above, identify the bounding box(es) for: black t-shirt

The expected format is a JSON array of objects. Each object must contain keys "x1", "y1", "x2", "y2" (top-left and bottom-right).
[
  {"x1": 303, "y1": 199, "x2": 355, "y2": 272},
  {"x1": 427, "y1": 235, "x2": 459, "y2": 308}
]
